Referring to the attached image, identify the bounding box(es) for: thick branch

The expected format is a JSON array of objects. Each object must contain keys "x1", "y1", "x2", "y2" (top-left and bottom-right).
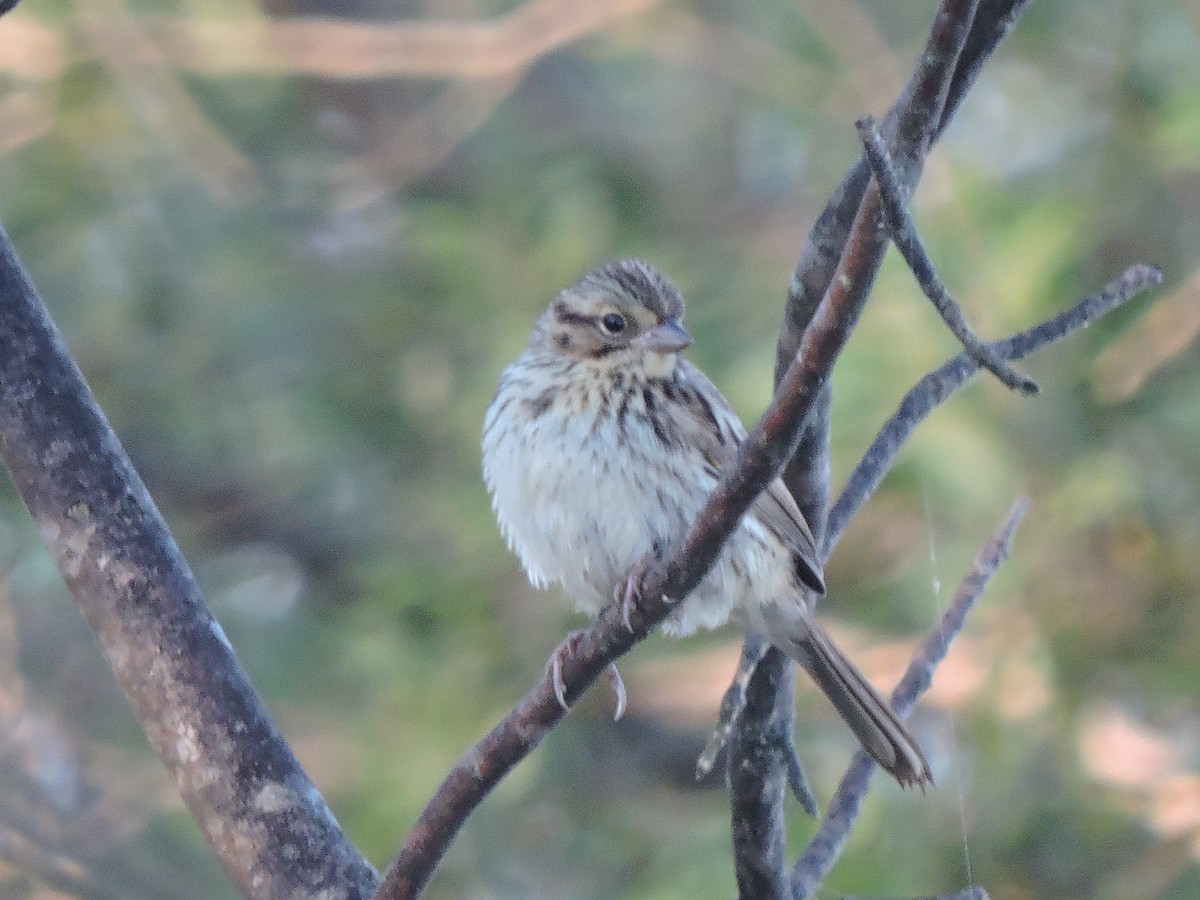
[
  {"x1": 792, "y1": 500, "x2": 1028, "y2": 899},
  {"x1": 0, "y1": 225, "x2": 378, "y2": 899}
]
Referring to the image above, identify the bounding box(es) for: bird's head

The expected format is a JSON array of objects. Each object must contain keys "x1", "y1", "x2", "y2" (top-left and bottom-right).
[{"x1": 533, "y1": 259, "x2": 693, "y2": 378}]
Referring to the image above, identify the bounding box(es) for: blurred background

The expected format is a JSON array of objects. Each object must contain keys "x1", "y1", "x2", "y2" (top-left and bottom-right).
[{"x1": 0, "y1": 0, "x2": 1197, "y2": 897}]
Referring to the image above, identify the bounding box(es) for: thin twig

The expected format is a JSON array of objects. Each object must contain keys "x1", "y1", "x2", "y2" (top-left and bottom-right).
[
  {"x1": 696, "y1": 634, "x2": 769, "y2": 773},
  {"x1": 792, "y1": 500, "x2": 1028, "y2": 899},
  {"x1": 857, "y1": 115, "x2": 1038, "y2": 394},
  {"x1": 827, "y1": 263, "x2": 1162, "y2": 549}
]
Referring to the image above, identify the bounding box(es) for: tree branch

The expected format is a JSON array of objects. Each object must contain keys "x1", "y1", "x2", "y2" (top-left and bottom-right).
[
  {"x1": 827, "y1": 263, "x2": 1162, "y2": 547},
  {"x1": 792, "y1": 500, "x2": 1027, "y2": 898},
  {"x1": 729, "y1": 264, "x2": 1159, "y2": 896},
  {"x1": 733, "y1": 1, "x2": 992, "y2": 892},
  {"x1": 729, "y1": 1, "x2": 1152, "y2": 890},
  {"x1": 729, "y1": 646, "x2": 797, "y2": 900},
  {"x1": 857, "y1": 115, "x2": 1037, "y2": 394},
  {"x1": 0, "y1": 225, "x2": 379, "y2": 899}
]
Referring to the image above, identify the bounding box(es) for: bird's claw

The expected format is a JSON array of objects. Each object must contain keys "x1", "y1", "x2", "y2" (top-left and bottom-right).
[
  {"x1": 546, "y1": 631, "x2": 628, "y2": 721},
  {"x1": 607, "y1": 663, "x2": 627, "y2": 720},
  {"x1": 548, "y1": 635, "x2": 576, "y2": 710},
  {"x1": 614, "y1": 555, "x2": 655, "y2": 632}
]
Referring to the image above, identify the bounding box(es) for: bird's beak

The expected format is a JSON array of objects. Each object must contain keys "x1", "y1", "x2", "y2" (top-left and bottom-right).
[{"x1": 634, "y1": 317, "x2": 692, "y2": 354}]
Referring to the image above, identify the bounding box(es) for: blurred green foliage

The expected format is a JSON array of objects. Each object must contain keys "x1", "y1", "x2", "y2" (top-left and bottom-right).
[{"x1": 0, "y1": 0, "x2": 1198, "y2": 897}]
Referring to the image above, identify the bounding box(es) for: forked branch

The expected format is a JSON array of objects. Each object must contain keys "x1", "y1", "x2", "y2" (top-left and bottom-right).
[{"x1": 857, "y1": 115, "x2": 1038, "y2": 395}]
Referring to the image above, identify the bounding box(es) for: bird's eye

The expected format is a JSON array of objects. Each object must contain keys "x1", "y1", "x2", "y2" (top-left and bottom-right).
[{"x1": 600, "y1": 313, "x2": 627, "y2": 335}]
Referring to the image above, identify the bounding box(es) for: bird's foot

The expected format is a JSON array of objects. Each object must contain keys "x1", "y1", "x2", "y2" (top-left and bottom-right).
[
  {"x1": 606, "y1": 664, "x2": 628, "y2": 721},
  {"x1": 547, "y1": 631, "x2": 628, "y2": 721},
  {"x1": 614, "y1": 554, "x2": 656, "y2": 632}
]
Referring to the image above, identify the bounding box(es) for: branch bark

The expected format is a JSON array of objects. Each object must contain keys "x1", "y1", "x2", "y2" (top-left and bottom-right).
[{"x1": 0, "y1": 225, "x2": 378, "y2": 899}]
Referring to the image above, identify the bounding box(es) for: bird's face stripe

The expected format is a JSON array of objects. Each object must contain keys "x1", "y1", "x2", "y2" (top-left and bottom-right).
[{"x1": 552, "y1": 300, "x2": 595, "y2": 329}]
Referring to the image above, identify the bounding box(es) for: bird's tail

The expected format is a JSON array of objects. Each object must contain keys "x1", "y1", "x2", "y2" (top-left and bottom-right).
[{"x1": 781, "y1": 618, "x2": 932, "y2": 789}]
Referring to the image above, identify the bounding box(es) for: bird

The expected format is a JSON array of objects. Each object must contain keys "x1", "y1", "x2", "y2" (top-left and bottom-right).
[{"x1": 481, "y1": 258, "x2": 931, "y2": 788}]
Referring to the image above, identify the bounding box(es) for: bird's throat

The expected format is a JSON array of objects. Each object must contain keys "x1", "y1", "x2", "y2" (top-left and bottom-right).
[{"x1": 642, "y1": 351, "x2": 676, "y2": 379}]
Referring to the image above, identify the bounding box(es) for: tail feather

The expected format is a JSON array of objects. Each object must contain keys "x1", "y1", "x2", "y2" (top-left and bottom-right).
[{"x1": 785, "y1": 620, "x2": 932, "y2": 789}]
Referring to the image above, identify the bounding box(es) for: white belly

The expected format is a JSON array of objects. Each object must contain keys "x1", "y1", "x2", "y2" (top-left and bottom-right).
[{"x1": 483, "y1": 362, "x2": 796, "y2": 636}]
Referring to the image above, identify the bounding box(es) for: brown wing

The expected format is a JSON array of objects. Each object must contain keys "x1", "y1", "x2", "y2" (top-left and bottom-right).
[{"x1": 673, "y1": 361, "x2": 826, "y2": 595}]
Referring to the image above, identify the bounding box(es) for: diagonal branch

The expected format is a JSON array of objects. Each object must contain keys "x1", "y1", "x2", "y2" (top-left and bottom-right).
[
  {"x1": 375, "y1": 88, "x2": 919, "y2": 900},
  {"x1": 793, "y1": 499, "x2": 1028, "y2": 898},
  {"x1": 0, "y1": 225, "x2": 379, "y2": 898},
  {"x1": 827, "y1": 263, "x2": 1162, "y2": 548},
  {"x1": 857, "y1": 115, "x2": 1038, "y2": 395}
]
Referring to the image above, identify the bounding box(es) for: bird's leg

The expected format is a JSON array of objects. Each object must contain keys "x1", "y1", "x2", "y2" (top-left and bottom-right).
[
  {"x1": 546, "y1": 630, "x2": 628, "y2": 721},
  {"x1": 550, "y1": 548, "x2": 662, "y2": 721}
]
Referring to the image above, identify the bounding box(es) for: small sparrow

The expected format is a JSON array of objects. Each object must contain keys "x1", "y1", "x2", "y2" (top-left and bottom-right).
[{"x1": 482, "y1": 259, "x2": 931, "y2": 788}]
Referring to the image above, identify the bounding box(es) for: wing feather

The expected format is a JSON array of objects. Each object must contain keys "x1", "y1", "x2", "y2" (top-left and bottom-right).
[{"x1": 672, "y1": 361, "x2": 825, "y2": 594}]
